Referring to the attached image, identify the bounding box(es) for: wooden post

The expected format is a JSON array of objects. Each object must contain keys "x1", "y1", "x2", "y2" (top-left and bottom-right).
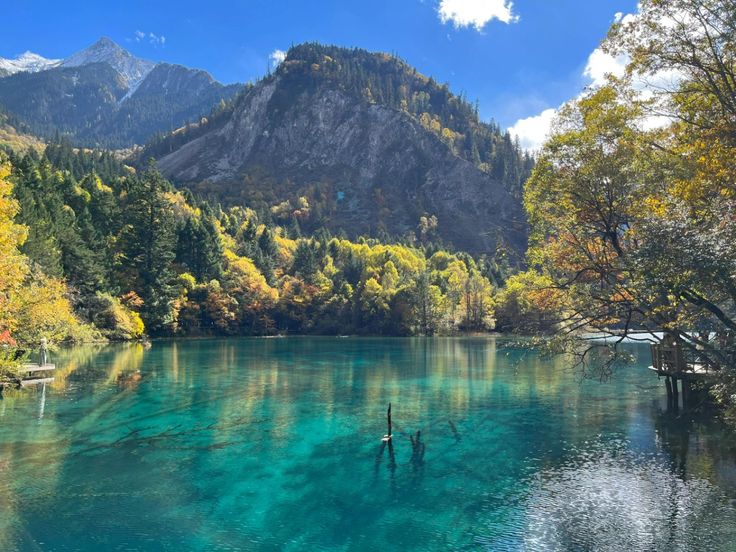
[
  {"x1": 681, "y1": 379, "x2": 687, "y2": 408},
  {"x1": 665, "y1": 376, "x2": 673, "y2": 406},
  {"x1": 387, "y1": 438, "x2": 396, "y2": 470},
  {"x1": 672, "y1": 377, "x2": 680, "y2": 410},
  {"x1": 682, "y1": 379, "x2": 692, "y2": 409},
  {"x1": 382, "y1": 402, "x2": 392, "y2": 442},
  {"x1": 387, "y1": 403, "x2": 392, "y2": 436},
  {"x1": 386, "y1": 404, "x2": 396, "y2": 472}
]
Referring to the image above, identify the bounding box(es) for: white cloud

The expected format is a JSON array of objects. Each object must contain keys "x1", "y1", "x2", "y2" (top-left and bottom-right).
[
  {"x1": 149, "y1": 32, "x2": 166, "y2": 47},
  {"x1": 438, "y1": 0, "x2": 519, "y2": 31},
  {"x1": 583, "y1": 48, "x2": 627, "y2": 87},
  {"x1": 507, "y1": 44, "x2": 625, "y2": 150},
  {"x1": 132, "y1": 30, "x2": 165, "y2": 47},
  {"x1": 507, "y1": 8, "x2": 678, "y2": 150},
  {"x1": 507, "y1": 108, "x2": 556, "y2": 151},
  {"x1": 506, "y1": 46, "x2": 624, "y2": 149},
  {"x1": 269, "y1": 49, "x2": 287, "y2": 68}
]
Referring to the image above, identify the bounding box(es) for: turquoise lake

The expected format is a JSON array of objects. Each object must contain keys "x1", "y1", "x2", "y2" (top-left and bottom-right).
[{"x1": 1, "y1": 337, "x2": 736, "y2": 551}]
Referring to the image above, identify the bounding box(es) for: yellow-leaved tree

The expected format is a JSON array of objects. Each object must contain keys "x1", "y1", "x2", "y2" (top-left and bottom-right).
[
  {"x1": 0, "y1": 159, "x2": 94, "y2": 378},
  {"x1": 0, "y1": 162, "x2": 29, "y2": 351},
  {"x1": 523, "y1": 0, "x2": 736, "y2": 386}
]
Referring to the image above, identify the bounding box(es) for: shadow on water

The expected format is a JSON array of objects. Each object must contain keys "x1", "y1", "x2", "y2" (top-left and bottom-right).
[{"x1": 1, "y1": 337, "x2": 736, "y2": 551}]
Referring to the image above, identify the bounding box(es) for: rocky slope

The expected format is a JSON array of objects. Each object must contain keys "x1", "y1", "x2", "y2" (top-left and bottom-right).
[{"x1": 153, "y1": 45, "x2": 529, "y2": 255}]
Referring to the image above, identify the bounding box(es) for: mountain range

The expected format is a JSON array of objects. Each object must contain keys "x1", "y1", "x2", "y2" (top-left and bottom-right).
[{"x1": 0, "y1": 38, "x2": 242, "y2": 147}]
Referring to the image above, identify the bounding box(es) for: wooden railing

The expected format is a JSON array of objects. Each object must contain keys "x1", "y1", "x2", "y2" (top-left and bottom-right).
[{"x1": 650, "y1": 341, "x2": 716, "y2": 375}]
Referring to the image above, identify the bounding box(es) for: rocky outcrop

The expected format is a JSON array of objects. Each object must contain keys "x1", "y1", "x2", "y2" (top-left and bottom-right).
[{"x1": 157, "y1": 73, "x2": 528, "y2": 255}]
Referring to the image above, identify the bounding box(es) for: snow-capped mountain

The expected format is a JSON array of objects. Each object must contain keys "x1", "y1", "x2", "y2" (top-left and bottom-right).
[
  {"x1": 61, "y1": 37, "x2": 155, "y2": 91},
  {"x1": 0, "y1": 37, "x2": 243, "y2": 147},
  {"x1": 0, "y1": 37, "x2": 155, "y2": 90},
  {"x1": 0, "y1": 51, "x2": 61, "y2": 76}
]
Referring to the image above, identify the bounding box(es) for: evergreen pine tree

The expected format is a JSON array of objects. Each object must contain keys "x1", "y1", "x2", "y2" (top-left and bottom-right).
[
  {"x1": 120, "y1": 168, "x2": 177, "y2": 334},
  {"x1": 292, "y1": 240, "x2": 318, "y2": 283},
  {"x1": 197, "y1": 214, "x2": 224, "y2": 281}
]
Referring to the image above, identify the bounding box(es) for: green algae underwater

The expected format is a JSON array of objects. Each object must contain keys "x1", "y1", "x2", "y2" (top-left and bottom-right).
[{"x1": 1, "y1": 337, "x2": 736, "y2": 551}]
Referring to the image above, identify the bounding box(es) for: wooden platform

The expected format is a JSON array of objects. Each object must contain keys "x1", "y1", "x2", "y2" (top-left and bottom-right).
[
  {"x1": 20, "y1": 363, "x2": 56, "y2": 374},
  {"x1": 20, "y1": 377, "x2": 54, "y2": 387},
  {"x1": 1, "y1": 364, "x2": 56, "y2": 390},
  {"x1": 648, "y1": 365, "x2": 717, "y2": 380}
]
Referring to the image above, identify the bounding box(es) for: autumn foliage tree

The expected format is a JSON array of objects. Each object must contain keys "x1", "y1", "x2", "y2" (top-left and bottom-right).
[
  {"x1": 0, "y1": 156, "x2": 92, "y2": 376},
  {"x1": 524, "y1": 0, "x2": 736, "y2": 385}
]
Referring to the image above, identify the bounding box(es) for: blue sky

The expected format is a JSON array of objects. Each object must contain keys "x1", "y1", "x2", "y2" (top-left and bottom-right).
[{"x1": 3, "y1": 0, "x2": 638, "y2": 147}]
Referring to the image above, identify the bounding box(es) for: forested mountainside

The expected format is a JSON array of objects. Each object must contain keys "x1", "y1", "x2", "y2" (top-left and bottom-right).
[
  {"x1": 1, "y1": 141, "x2": 546, "y2": 352},
  {"x1": 0, "y1": 38, "x2": 242, "y2": 148},
  {"x1": 0, "y1": 41, "x2": 550, "y2": 360},
  {"x1": 144, "y1": 43, "x2": 532, "y2": 256},
  {"x1": 0, "y1": 109, "x2": 44, "y2": 152}
]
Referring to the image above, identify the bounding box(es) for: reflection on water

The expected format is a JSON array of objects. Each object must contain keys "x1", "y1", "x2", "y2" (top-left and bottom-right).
[
  {"x1": 520, "y1": 445, "x2": 731, "y2": 551},
  {"x1": 0, "y1": 337, "x2": 735, "y2": 551}
]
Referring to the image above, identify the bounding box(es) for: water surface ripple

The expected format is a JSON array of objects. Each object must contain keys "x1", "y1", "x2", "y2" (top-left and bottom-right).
[{"x1": 1, "y1": 337, "x2": 735, "y2": 551}]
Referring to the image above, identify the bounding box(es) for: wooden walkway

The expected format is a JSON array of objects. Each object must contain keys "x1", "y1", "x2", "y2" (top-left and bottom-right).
[
  {"x1": 20, "y1": 363, "x2": 56, "y2": 386},
  {"x1": 648, "y1": 363, "x2": 717, "y2": 380},
  {"x1": 1, "y1": 363, "x2": 56, "y2": 389},
  {"x1": 649, "y1": 338, "x2": 720, "y2": 409},
  {"x1": 20, "y1": 363, "x2": 56, "y2": 374}
]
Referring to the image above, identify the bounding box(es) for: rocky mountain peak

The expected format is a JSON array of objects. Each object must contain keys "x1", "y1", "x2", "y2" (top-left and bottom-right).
[{"x1": 61, "y1": 37, "x2": 155, "y2": 91}]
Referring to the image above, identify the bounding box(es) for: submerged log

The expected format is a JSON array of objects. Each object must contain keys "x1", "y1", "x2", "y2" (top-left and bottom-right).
[{"x1": 448, "y1": 419, "x2": 461, "y2": 442}]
